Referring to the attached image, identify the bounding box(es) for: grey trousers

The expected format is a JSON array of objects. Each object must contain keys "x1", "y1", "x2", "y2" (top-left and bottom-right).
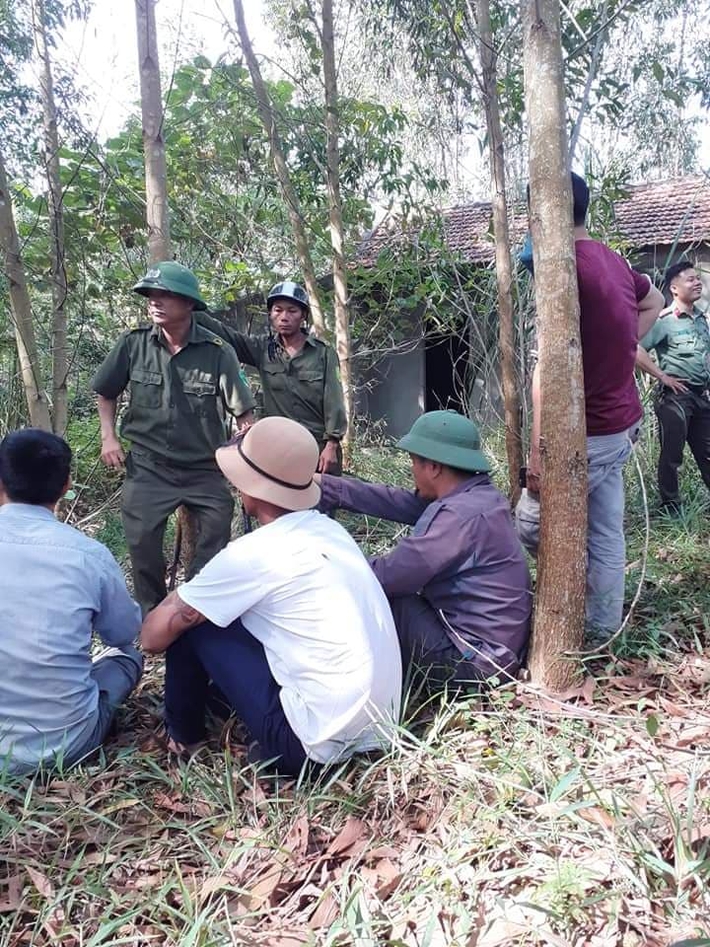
[
  {"x1": 516, "y1": 425, "x2": 637, "y2": 633},
  {"x1": 62, "y1": 645, "x2": 144, "y2": 768}
]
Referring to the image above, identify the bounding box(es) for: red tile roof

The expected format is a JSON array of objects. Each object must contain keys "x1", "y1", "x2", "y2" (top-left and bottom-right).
[{"x1": 358, "y1": 175, "x2": 710, "y2": 266}]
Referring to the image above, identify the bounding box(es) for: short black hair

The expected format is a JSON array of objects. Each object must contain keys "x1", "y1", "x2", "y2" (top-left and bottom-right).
[
  {"x1": 571, "y1": 172, "x2": 590, "y2": 225},
  {"x1": 664, "y1": 260, "x2": 695, "y2": 292},
  {"x1": 0, "y1": 429, "x2": 72, "y2": 505},
  {"x1": 525, "y1": 172, "x2": 590, "y2": 226}
]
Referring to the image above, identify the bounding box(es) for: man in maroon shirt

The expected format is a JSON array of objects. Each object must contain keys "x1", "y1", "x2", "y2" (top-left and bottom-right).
[{"x1": 516, "y1": 173, "x2": 664, "y2": 641}]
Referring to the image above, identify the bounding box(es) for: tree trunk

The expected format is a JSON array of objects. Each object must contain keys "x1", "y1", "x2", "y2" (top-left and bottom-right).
[
  {"x1": 475, "y1": 0, "x2": 523, "y2": 503},
  {"x1": 522, "y1": 0, "x2": 587, "y2": 690},
  {"x1": 34, "y1": 0, "x2": 68, "y2": 436},
  {"x1": 135, "y1": 0, "x2": 196, "y2": 570},
  {"x1": 568, "y1": 0, "x2": 610, "y2": 164},
  {"x1": 321, "y1": 0, "x2": 353, "y2": 457},
  {"x1": 135, "y1": 0, "x2": 171, "y2": 261},
  {"x1": 232, "y1": 0, "x2": 326, "y2": 337},
  {"x1": 0, "y1": 149, "x2": 52, "y2": 431}
]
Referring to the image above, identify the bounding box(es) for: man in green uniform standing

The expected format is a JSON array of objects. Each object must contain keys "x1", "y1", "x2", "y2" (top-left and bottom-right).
[
  {"x1": 92, "y1": 262, "x2": 255, "y2": 614},
  {"x1": 199, "y1": 282, "x2": 346, "y2": 474},
  {"x1": 636, "y1": 260, "x2": 710, "y2": 513}
]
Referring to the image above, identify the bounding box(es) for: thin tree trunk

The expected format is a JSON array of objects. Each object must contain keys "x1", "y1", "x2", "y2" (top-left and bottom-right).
[
  {"x1": 522, "y1": 0, "x2": 587, "y2": 690},
  {"x1": 321, "y1": 0, "x2": 353, "y2": 456},
  {"x1": 232, "y1": 0, "x2": 326, "y2": 337},
  {"x1": 34, "y1": 0, "x2": 68, "y2": 435},
  {"x1": 568, "y1": 0, "x2": 609, "y2": 164},
  {"x1": 0, "y1": 149, "x2": 52, "y2": 431},
  {"x1": 135, "y1": 0, "x2": 171, "y2": 261},
  {"x1": 475, "y1": 0, "x2": 523, "y2": 503},
  {"x1": 135, "y1": 0, "x2": 196, "y2": 570}
]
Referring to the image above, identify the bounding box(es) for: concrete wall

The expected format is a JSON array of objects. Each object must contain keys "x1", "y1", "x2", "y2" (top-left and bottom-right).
[{"x1": 355, "y1": 308, "x2": 426, "y2": 440}]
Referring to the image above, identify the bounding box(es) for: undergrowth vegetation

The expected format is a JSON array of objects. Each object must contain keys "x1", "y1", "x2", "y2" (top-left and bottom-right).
[{"x1": 1, "y1": 426, "x2": 710, "y2": 946}]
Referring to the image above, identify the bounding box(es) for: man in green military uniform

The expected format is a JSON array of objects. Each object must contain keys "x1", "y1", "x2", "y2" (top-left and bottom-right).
[
  {"x1": 198, "y1": 281, "x2": 346, "y2": 474},
  {"x1": 92, "y1": 262, "x2": 255, "y2": 614},
  {"x1": 636, "y1": 260, "x2": 710, "y2": 513}
]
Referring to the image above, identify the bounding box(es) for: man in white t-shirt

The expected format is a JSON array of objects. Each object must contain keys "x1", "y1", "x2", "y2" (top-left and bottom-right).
[{"x1": 141, "y1": 416, "x2": 402, "y2": 774}]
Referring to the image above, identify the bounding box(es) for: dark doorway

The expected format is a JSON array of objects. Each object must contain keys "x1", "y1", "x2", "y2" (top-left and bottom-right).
[{"x1": 425, "y1": 329, "x2": 469, "y2": 413}]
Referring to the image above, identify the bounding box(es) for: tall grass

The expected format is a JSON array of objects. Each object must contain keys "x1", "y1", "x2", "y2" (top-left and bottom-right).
[{"x1": 2, "y1": 430, "x2": 710, "y2": 946}]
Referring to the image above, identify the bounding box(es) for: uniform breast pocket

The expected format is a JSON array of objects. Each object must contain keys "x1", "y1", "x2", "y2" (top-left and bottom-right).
[
  {"x1": 295, "y1": 369, "x2": 323, "y2": 406},
  {"x1": 262, "y1": 362, "x2": 287, "y2": 390},
  {"x1": 129, "y1": 369, "x2": 164, "y2": 408},
  {"x1": 183, "y1": 378, "x2": 217, "y2": 416}
]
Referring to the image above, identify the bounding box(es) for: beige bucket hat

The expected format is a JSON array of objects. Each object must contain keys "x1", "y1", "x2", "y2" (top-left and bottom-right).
[{"x1": 215, "y1": 417, "x2": 321, "y2": 512}]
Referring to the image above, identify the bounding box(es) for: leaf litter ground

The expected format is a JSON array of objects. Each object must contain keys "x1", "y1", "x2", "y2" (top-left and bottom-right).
[{"x1": 2, "y1": 445, "x2": 710, "y2": 946}]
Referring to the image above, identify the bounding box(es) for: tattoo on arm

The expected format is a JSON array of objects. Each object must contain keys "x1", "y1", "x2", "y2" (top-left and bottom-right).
[{"x1": 160, "y1": 592, "x2": 204, "y2": 635}]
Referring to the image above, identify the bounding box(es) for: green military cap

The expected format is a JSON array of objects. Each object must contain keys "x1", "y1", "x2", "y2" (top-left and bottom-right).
[
  {"x1": 133, "y1": 261, "x2": 207, "y2": 311},
  {"x1": 397, "y1": 410, "x2": 491, "y2": 472}
]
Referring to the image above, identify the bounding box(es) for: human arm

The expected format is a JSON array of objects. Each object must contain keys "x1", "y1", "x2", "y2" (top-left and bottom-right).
[
  {"x1": 93, "y1": 547, "x2": 142, "y2": 646},
  {"x1": 527, "y1": 362, "x2": 542, "y2": 494},
  {"x1": 317, "y1": 473, "x2": 428, "y2": 524},
  {"x1": 93, "y1": 335, "x2": 130, "y2": 467},
  {"x1": 140, "y1": 590, "x2": 206, "y2": 654},
  {"x1": 196, "y1": 312, "x2": 263, "y2": 367},
  {"x1": 96, "y1": 396, "x2": 126, "y2": 467},
  {"x1": 635, "y1": 344, "x2": 687, "y2": 393},
  {"x1": 219, "y1": 347, "x2": 256, "y2": 429},
  {"x1": 369, "y1": 506, "x2": 470, "y2": 597},
  {"x1": 318, "y1": 346, "x2": 348, "y2": 474},
  {"x1": 635, "y1": 274, "x2": 664, "y2": 339}
]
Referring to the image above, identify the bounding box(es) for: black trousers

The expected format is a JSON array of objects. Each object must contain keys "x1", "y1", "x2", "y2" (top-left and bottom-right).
[{"x1": 654, "y1": 387, "x2": 710, "y2": 505}]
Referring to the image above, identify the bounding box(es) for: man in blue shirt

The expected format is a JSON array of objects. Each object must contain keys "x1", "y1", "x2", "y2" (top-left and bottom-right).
[{"x1": 0, "y1": 429, "x2": 142, "y2": 775}]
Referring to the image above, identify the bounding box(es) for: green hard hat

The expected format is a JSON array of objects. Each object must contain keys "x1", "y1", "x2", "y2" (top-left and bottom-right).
[
  {"x1": 397, "y1": 410, "x2": 491, "y2": 472},
  {"x1": 133, "y1": 261, "x2": 207, "y2": 310}
]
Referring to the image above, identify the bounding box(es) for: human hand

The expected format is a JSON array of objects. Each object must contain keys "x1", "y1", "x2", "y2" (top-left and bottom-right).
[
  {"x1": 100, "y1": 435, "x2": 125, "y2": 468},
  {"x1": 661, "y1": 373, "x2": 688, "y2": 394},
  {"x1": 317, "y1": 441, "x2": 340, "y2": 474}
]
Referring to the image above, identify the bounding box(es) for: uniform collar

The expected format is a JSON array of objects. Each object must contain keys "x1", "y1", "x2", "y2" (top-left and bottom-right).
[
  {"x1": 278, "y1": 331, "x2": 318, "y2": 349},
  {"x1": 150, "y1": 316, "x2": 203, "y2": 346},
  {"x1": 670, "y1": 304, "x2": 703, "y2": 320},
  {"x1": 438, "y1": 473, "x2": 490, "y2": 501}
]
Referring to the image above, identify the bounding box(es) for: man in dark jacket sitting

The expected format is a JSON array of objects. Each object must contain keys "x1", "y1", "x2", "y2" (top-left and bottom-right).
[{"x1": 317, "y1": 410, "x2": 531, "y2": 687}]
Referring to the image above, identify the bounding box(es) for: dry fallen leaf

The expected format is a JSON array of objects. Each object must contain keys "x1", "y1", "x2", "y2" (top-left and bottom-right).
[
  {"x1": 309, "y1": 889, "x2": 339, "y2": 929},
  {"x1": 576, "y1": 806, "x2": 616, "y2": 829},
  {"x1": 26, "y1": 866, "x2": 54, "y2": 900},
  {"x1": 326, "y1": 817, "x2": 367, "y2": 858},
  {"x1": 0, "y1": 874, "x2": 22, "y2": 913}
]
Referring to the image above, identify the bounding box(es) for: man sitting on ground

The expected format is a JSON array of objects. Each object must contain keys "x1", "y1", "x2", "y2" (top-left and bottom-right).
[
  {"x1": 140, "y1": 416, "x2": 402, "y2": 775},
  {"x1": 317, "y1": 410, "x2": 532, "y2": 687},
  {"x1": 0, "y1": 429, "x2": 142, "y2": 776}
]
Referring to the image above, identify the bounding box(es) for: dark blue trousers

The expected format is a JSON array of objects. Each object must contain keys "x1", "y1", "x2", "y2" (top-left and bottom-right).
[{"x1": 164, "y1": 619, "x2": 308, "y2": 775}]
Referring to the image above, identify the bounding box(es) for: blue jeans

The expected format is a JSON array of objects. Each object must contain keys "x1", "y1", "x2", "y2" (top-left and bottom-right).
[
  {"x1": 63, "y1": 645, "x2": 143, "y2": 768},
  {"x1": 164, "y1": 620, "x2": 308, "y2": 775},
  {"x1": 515, "y1": 425, "x2": 638, "y2": 633}
]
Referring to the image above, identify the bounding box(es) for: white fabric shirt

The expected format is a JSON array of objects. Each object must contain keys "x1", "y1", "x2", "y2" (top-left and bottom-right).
[{"x1": 178, "y1": 510, "x2": 402, "y2": 763}]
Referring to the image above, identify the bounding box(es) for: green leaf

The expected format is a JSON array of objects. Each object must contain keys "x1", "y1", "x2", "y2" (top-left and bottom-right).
[
  {"x1": 646, "y1": 714, "x2": 659, "y2": 737},
  {"x1": 550, "y1": 766, "x2": 580, "y2": 802}
]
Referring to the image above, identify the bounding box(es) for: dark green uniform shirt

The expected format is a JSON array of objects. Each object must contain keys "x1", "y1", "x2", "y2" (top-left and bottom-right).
[
  {"x1": 198, "y1": 314, "x2": 347, "y2": 444},
  {"x1": 640, "y1": 305, "x2": 710, "y2": 386},
  {"x1": 91, "y1": 319, "x2": 255, "y2": 467}
]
